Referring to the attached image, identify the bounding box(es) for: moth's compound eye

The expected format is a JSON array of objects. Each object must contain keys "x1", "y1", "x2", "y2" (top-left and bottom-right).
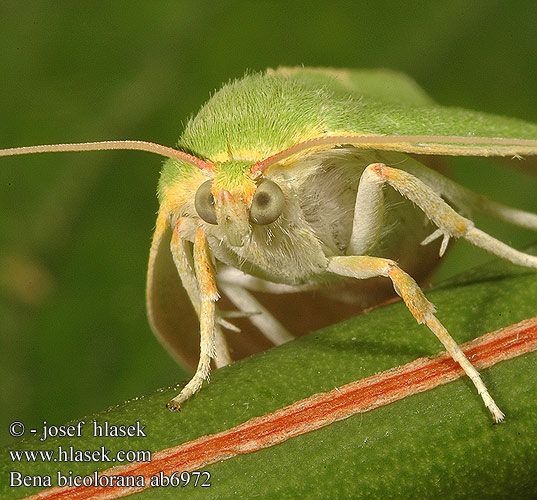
[
  {"x1": 249, "y1": 179, "x2": 284, "y2": 225},
  {"x1": 195, "y1": 180, "x2": 217, "y2": 224}
]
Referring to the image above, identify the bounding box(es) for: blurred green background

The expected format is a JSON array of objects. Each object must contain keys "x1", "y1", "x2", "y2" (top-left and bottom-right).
[{"x1": 1, "y1": 1, "x2": 536, "y2": 448}]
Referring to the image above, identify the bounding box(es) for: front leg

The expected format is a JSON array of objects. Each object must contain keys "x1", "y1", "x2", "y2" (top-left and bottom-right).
[
  {"x1": 167, "y1": 226, "x2": 220, "y2": 410},
  {"x1": 171, "y1": 219, "x2": 231, "y2": 368},
  {"x1": 328, "y1": 255, "x2": 504, "y2": 422},
  {"x1": 355, "y1": 163, "x2": 537, "y2": 267}
]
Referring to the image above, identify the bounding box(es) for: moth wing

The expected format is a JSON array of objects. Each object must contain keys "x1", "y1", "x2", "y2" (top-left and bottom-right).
[
  {"x1": 146, "y1": 213, "x2": 200, "y2": 371},
  {"x1": 271, "y1": 66, "x2": 434, "y2": 105},
  {"x1": 268, "y1": 67, "x2": 537, "y2": 159}
]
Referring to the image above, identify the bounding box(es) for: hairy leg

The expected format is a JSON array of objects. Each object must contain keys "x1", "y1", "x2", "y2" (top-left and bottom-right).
[
  {"x1": 328, "y1": 255, "x2": 504, "y2": 422},
  {"x1": 167, "y1": 227, "x2": 220, "y2": 410}
]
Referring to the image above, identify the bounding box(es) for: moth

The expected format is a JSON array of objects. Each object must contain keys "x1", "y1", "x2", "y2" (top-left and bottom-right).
[{"x1": 2, "y1": 67, "x2": 537, "y2": 422}]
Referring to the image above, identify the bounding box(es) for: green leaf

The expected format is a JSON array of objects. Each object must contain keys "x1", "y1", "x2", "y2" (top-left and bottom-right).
[{"x1": 2, "y1": 244, "x2": 536, "y2": 500}]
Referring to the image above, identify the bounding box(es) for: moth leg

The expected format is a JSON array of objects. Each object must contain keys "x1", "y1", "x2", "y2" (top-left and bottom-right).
[
  {"x1": 357, "y1": 163, "x2": 537, "y2": 268},
  {"x1": 218, "y1": 281, "x2": 294, "y2": 345},
  {"x1": 170, "y1": 218, "x2": 201, "y2": 314},
  {"x1": 218, "y1": 266, "x2": 316, "y2": 294},
  {"x1": 327, "y1": 255, "x2": 504, "y2": 423},
  {"x1": 214, "y1": 328, "x2": 232, "y2": 368},
  {"x1": 347, "y1": 162, "x2": 386, "y2": 255},
  {"x1": 167, "y1": 226, "x2": 219, "y2": 410},
  {"x1": 171, "y1": 219, "x2": 232, "y2": 368},
  {"x1": 399, "y1": 159, "x2": 537, "y2": 231}
]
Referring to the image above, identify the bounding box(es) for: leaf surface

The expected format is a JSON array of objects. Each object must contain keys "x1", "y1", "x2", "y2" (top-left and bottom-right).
[{"x1": 2, "y1": 245, "x2": 536, "y2": 500}]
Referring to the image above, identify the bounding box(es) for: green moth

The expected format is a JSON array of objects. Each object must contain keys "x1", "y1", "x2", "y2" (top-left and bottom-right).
[{"x1": 2, "y1": 67, "x2": 537, "y2": 423}]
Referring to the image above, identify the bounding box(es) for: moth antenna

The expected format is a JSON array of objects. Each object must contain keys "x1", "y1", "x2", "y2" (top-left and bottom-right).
[
  {"x1": 251, "y1": 134, "x2": 537, "y2": 174},
  {"x1": 0, "y1": 140, "x2": 215, "y2": 172}
]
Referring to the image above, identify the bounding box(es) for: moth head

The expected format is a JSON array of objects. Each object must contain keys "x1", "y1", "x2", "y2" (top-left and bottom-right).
[
  {"x1": 194, "y1": 160, "x2": 285, "y2": 247},
  {"x1": 0, "y1": 140, "x2": 297, "y2": 249}
]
